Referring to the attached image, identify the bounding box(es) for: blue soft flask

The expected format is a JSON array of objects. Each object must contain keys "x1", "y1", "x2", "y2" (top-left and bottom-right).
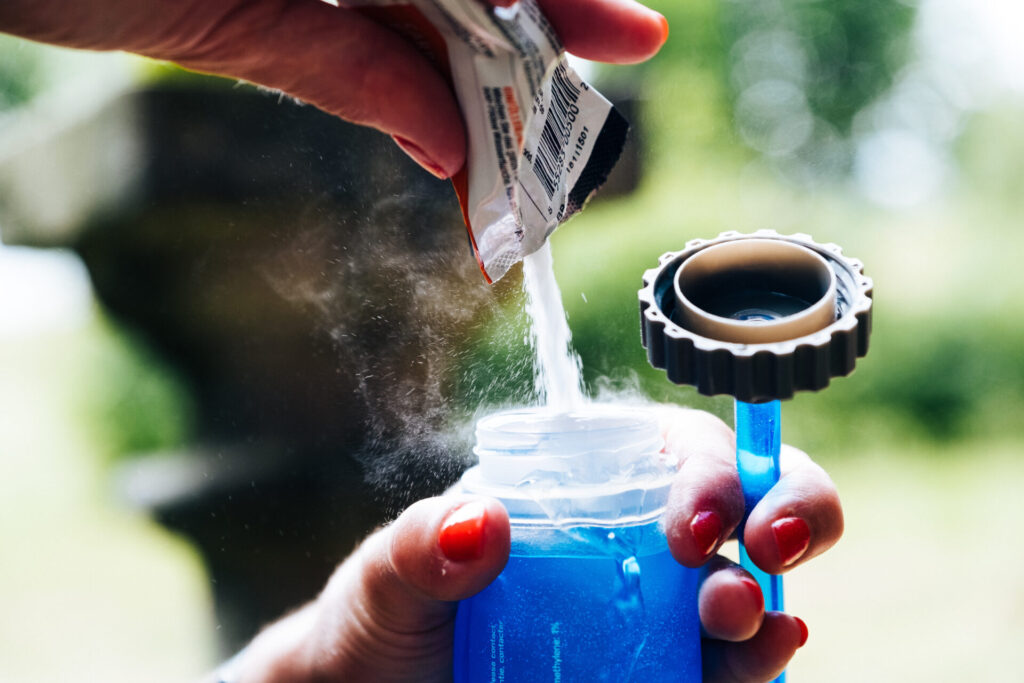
[{"x1": 453, "y1": 406, "x2": 702, "y2": 682}]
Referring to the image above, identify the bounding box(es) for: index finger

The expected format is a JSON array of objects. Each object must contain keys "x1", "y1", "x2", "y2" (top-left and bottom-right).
[
  {"x1": 538, "y1": 0, "x2": 669, "y2": 63},
  {"x1": 657, "y1": 407, "x2": 747, "y2": 568},
  {"x1": 740, "y1": 445, "x2": 844, "y2": 575}
]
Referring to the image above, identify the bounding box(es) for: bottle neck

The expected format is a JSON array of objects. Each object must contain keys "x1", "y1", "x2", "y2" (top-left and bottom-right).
[{"x1": 460, "y1": 406, "x2": 676, "y2": 526}]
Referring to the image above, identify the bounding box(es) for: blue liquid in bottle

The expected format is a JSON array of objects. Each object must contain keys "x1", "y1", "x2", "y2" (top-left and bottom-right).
[{"x1": 454, "y1": 407, "x2": 702, "y2": 682}]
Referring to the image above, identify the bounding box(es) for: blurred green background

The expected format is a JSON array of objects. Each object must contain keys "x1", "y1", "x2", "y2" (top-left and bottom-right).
[{"x1": 2, "y1": 0, "x2": 1024, "y2": 680}]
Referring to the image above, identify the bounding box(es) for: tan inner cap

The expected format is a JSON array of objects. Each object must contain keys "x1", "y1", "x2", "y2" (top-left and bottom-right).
[{"x1": 672, "y1": 238, "x2": 837, "y2": 344}]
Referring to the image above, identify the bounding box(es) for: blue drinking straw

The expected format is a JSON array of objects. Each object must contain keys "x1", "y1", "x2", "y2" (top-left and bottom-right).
[{"x1": 735, "y1": 399, "x2": 784, "y2": 682}]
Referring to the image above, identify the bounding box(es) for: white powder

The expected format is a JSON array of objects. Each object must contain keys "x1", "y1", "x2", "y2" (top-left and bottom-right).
[{"x1": 522, "y1": 242, "x2": 586, "y2": 412}]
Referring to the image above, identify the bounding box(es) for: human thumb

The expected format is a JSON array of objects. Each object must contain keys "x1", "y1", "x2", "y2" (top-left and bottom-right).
[{"x1": 303, "y1": 495, "x2": 510, "y2": 680}]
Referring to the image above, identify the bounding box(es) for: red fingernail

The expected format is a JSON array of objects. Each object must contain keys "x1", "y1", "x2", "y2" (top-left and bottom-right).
[
  {"x1": 689, "y1": 510, "x2": 722, "y2": 558},
  {"x1": 657, "y1": 13, "x2": 669, "y2": 41},
  {"x1": 772, "y1": 517, "x2": 811, "y2": 567},
  {"x1": 794, "y1": 616, "x2": 809, "y2": 647},
  {"x1": 439, "y1": 501, "x2": 487, "y2": 562},
  {"x1": 739, "y1": 576, "x2": 764, "y2": 612},
  {"x1": 392, "y1": 135, "x2": 449, "y2": 179}
]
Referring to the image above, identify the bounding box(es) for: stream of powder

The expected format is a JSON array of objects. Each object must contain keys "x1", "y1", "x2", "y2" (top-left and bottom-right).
[{"x1": 521, "y1": 241, "x2": 587, "y2": 412}]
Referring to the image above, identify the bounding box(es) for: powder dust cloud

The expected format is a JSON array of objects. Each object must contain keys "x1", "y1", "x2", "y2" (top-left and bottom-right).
[
  {"x1": 258, "y1": 189, "x2": 534, "y2": 513},
  {"x1": 257, "y1": 183, "x2": 660, "y2": 515}
]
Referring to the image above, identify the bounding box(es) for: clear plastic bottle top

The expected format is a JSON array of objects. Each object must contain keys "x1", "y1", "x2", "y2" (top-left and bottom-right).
[{"x1": 460, "y1": 405, "x2": 676, "y2": 526}]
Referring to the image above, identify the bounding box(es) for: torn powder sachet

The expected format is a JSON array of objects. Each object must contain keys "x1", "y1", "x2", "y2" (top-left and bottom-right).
[{"x1": 335, "y1": 0, "x2": 629, "y2": 282}]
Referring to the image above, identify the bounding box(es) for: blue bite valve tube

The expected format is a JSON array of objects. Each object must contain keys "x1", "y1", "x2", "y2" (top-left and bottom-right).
[{"x1": 736, "y1": 399, "x2": 785, "y2": 682}]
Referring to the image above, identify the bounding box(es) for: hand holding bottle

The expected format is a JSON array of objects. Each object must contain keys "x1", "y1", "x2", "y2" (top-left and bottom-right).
[{"x1": 218, "y1": 407, "x2": 843, "y2": 683}]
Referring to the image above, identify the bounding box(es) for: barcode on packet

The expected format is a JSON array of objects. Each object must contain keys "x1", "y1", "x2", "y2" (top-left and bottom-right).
[{"x1": 531, "y1": 63, "x2": 582, "y2": 200}]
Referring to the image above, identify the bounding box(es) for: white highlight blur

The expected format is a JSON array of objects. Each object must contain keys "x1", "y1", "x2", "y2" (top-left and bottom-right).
[
  {"x1": 854, "y1": 129, "x2": 946, "y2": 208},
  {"x1": 853, "y1": 0, "x2": 1024, "y2": 207},
  {"x1": 0, "y1": 242, "x2": 92, "y2": 339}
]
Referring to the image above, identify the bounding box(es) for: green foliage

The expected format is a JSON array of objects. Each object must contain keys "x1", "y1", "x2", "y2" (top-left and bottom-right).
[
  {"x1": 79, "y1": 315, "x2": 196, "y2": 461},
  {"x1": 721, "y1": 0, "x2": 915, "y2": 134},
  {"x1": 636, "y1": 0, "x2": 917, "y2": 179},
  {"x1": 956, "y1": 104, "x2": 1024, "y2": 207},
  {"x1": 0, "y1": 36, "x2": 43, "y2": 110},
  {"x1": 790, "y1": 313, "x2": 1024, "y2": 451}
]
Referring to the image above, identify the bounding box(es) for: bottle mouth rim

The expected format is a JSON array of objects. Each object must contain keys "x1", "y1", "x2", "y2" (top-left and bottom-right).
[
  {"x1": 459, "y1": 464, "x2": 675, "y2": 527},
  {"x1": 465, "y1": 405, "x2": 674, "y2": 523},
  {"x1": 475, "y1": 405, "x2": 659, "y2": 447}
]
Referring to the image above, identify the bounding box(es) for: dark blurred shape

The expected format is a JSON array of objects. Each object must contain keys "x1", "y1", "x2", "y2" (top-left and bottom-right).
[
  {"x1": 0, "y1": 75, "x2": 517, "y2": 652},
  {"x1": 597, "y1": 94, "x2": 643, "y2": 198}
]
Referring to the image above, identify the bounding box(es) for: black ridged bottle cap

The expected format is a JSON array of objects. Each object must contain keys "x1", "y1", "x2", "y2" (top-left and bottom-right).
[{"x1": 638, "y1": 231, "x2": 873, "y2": 403}]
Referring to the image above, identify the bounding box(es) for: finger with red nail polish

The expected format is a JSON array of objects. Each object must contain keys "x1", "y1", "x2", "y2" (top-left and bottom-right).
[
  {"x1": 740, "y1": 444, "x2": 844, "y2": 574},
  {"x1": 698, "y1": 556, "x2": 765, "y2": 642},
  {"x1": 702, "y1": 612, "x2": 809, "y2": 682},
  {"x1": 658, "y1": 408, "x2": 744, "y2": 567},
  {"x1": 386, "y1": 496, "x2": 510, "y2": 603},
  {"x1": 793, "y1": 616, "x2": 809, "y2": 648},
  {"x1": 232, "y1": 495, "x2": 510, "y2": 681}
]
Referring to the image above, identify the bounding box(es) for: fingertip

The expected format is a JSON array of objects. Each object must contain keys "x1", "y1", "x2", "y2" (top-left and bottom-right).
[
  {"x1": 666, "y1": 507, "x2": 727, "y2": 568},
  {"x1": 739, "y1": 577, "x2": 765, "y2": 615},
  {"x1": 766, "y1": 612, "x2": 809, "y2": 654},
  {"x1": 691, "y1": 510, "x2": 724, "y2": 559},
  {"x1": 698, "y1": 563, "x2": 764, "y2": 641},
  {"x1": 391, "y1": 496, "x2": 509, "y2": 602},
  {"x1": 393, "y1": 135, "x2": 453, "y2": 179},
  {"x1": 620, "y1": 4, "x2": 669, "y2": 62},
  {"x1": 390, "y1": 124, "x2": 465, "y2": 179},
  {"x1": 539, "y1": 0, "x2": 669, "y2": 64},
  {"x1": 630, "y1": 8, "x2": 669, "y2": 62},
  {"x1": 772, "y1": 516, "x2": 811, "y2": 568},
  {"x1": 438, "y1": 497, "x2": 511, "y2": 563},
  {"x1": 742, "y1": 452, "x2": 844, "y2": 573},
  {"x1": 702, "y1": 611, "x2": 805, "y2": 682},
  {"x1": 661, "y1": 409, "x2": 743, "y2": 566},
  {"x1": 794, "y1": 615, "x2": 809, "y2": 648},
  {"x1": 743, "y1": 511, "x2": 814, "y2": 575}
]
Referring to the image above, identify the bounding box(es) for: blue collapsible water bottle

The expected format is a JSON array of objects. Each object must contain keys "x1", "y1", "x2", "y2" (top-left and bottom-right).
[{"x1": 453, "y1": 406, "x2": 702, "y2": 682}]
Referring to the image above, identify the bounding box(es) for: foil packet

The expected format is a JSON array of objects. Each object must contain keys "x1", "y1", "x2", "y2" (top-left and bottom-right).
[{"x1": 336, "y1": 0, "x2": 628, "y2": 282}]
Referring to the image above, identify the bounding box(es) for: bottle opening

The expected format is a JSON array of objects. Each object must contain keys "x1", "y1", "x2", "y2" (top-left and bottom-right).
[{"x1": 462, "y1": 405, "x2": 675, "y2": 525}]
